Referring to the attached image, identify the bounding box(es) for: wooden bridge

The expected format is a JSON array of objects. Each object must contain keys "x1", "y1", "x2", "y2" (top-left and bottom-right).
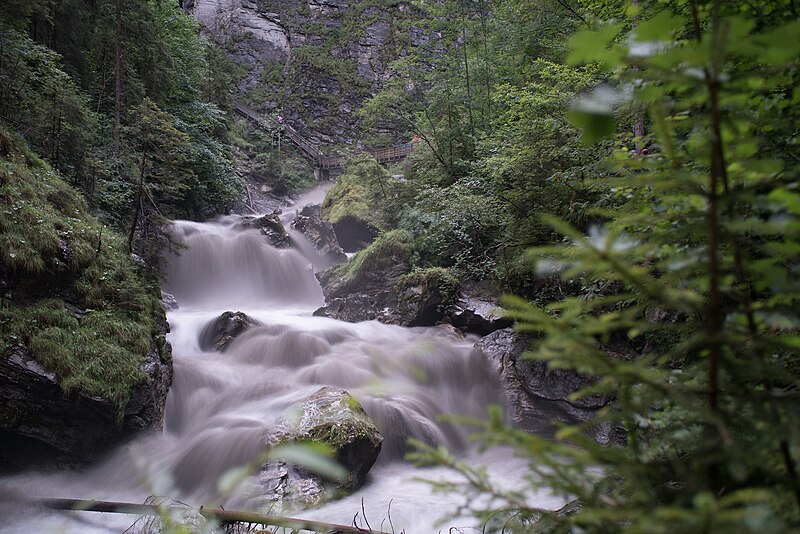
[{"x1": 233, "y1": 103, "x2": 414, "y2": 173}]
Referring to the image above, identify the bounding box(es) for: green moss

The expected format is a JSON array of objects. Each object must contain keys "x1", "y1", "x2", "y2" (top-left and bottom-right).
[
  {"x1": 321, "y1": 229, "x2": 414, "y2": 293},
  {"x1": 397, "y1": 267, "x2": 459, "y2": 306},
  {"x1": 0, "y1": 132, "x2": 162, "y2": 418},
  {"x1": 321, "y1": 155, "x2": 397, "y2": 229},
  {"x1": 294, "y1": 391, "x2": 375, "y2": 450},
  {"x1": 321, "y1": 176, "x2": 372, "y2": 225}
]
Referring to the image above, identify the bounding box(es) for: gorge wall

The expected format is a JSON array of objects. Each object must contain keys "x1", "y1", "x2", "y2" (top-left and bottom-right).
[{"x1": 186, "y1": 0, "x2": 427, "y2": 145}]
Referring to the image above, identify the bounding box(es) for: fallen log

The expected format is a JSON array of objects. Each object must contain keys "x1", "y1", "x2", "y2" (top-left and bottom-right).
[{"x1": 38, "y1": 497, "x2": 380, "y2": 533}]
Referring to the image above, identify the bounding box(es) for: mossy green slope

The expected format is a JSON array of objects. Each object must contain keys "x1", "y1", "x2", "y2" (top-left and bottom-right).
[
  {"x1": 0, "y1": 132, "x2": 165, "y2": 414},
  {"x1": 321, "y1": 155, "x2": 398, "y2": 231},
  {"x1": 317, "y1": 229, "x2": 414, "y2": 295}
]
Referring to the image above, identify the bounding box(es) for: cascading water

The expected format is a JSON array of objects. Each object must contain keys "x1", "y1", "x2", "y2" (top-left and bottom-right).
[{"x1": 0, "y1": 186, "x2": 563, "y2": 532}]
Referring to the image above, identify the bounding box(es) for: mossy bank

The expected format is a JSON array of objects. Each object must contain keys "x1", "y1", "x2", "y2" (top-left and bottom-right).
[{"x1": 0, "y1": 132, "x2": 172, "y2": 470}]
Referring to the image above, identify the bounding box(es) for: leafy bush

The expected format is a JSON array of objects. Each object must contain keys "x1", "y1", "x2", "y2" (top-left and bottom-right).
[{"x1": 399, "y1": 177, "x2": 508, "y2": 280}]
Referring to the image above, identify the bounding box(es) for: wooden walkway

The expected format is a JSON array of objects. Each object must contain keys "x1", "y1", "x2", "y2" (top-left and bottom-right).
[{"x1": 233, "y1": 103, "x2": 414, "y2": 171}]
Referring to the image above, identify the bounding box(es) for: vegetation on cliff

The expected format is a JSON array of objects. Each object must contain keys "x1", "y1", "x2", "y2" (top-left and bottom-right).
[
  {"x1": 0, "y1": 132, "x2": 164, "y2": 413},
  {"x1": 0, "y1": 1, "x2": 240, "y2": 412}
]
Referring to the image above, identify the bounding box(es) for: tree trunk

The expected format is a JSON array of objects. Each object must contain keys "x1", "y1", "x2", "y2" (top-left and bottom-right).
[
  {"x1": 631, "y1": 0, "x2": 646, "y2": 155},
  {"x1": 128, "y1": 154, "x2": 146, "y2": 253},
  {"x1": 38, "y1": 498, "x2": 382, "y2": 534},
  {"x1": 461, "y1": 23, "x2": 475, "y2": 139},
  {"x1": 114, "y1": 0, "x2": 122, "y2": 142}
]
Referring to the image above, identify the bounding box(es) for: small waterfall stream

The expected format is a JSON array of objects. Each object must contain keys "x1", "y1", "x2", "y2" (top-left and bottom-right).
[{"x1": 0, "y1": 186, "x2": 563, "y2": 532}]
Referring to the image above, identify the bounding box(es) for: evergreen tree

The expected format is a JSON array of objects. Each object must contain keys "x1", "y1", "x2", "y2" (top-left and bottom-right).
[{"x1": 413, "y1": 1, "x2": 800, "y2": 531}]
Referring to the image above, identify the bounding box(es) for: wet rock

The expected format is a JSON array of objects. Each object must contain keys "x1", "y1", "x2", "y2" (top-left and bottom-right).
[
  {"x1": 0, "y1": 333, "x2": 172, "y2": 471},
  {"x1": 199, "y1": 311, "x2": 261, "y2": 352},
  {"x1": 259, "y1": 386, "x2": 383, "y2": 507},
  {"x1": 160, "y1": 291, "x2": 179, "y2": 311},
  {"x1": 291, "y1": 204, "x2": 346, "y2": 265},
  {"x1": 475, "y1": 328, "x2": 613, "y2": 442},
  {"x1": 395, "y1": 282, "x2": 447, "y2": 326},
  {"x1": 395, "y1": 268, "x2": 457, "y2": 327},
  {"x1": 448, "y1": 280, "x2": 513, "y2": 335},
  {"x1": 314, "y1": 231, "x2": 413, "y2": 324},
  {"x1": 330, "y1": 216, "x2": 378, "y2": 253},
  {"x1": 313, "y1": 294, "x2": 377, "y2": 323},
  {"x1": 235, "y1": 212, "x2": 290, "y2": 248},
  {"x1": 258, "y1": 461, "x2": 328, "y2": 508}
]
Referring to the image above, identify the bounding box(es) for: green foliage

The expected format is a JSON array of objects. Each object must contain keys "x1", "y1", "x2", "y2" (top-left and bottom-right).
[
  {"x1": 321, "y1": 154, "x2": 402, "y2": 229},
  {"x1": 1, "y1": 0, "x2": 241, "y2": 235},
  {"x1": 411, "y1": 1, "x2": 800, "y2": 532},
  {"x1": 0, "y1": 133, "x2": 163, "y2": 415},
  {"x1": 356, "y1": 1, "x2": 618, "y2": 295},
  {"x1": 399, "y1": 177, "x2": 508, "y2": 279},
  {"x1": 0, "y1": 23, "x2": 96, "y2": 179}
]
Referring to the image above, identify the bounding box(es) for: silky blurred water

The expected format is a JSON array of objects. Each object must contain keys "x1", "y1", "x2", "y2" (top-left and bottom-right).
[{"x1": 0, "y1": 185, "x2": 563, "y2": 532}]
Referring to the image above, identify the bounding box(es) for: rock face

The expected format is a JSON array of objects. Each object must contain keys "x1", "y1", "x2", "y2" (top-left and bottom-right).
[
  {"x1": 291, "y1": 204, "x2": 347, "y2": 265},
  {"x1": 259, "y1": 386, "x2": 383, "y2": 508},
  {"x1": 448, "y1": 280, "x2": 513, "y2": 335},
  {"x1": 330, "y1": 216, "x2": 379, "y2": 253},
  {"x1": 199, "y1": 311, "x2": 261, "y2": 352},
  {"x1": 475, "y1": 328, "x2": 614, "y2": 442},
  {"x1": 0, "y1": 332, "x2": 172, "y2": 470},
  {"x1": 235, "y1": 211, "x2": 290, "y2": 248},
  {"x1": 187, "y1": 0, "x2": 419, "y2": 144},
  {"x1": 160, "y1": 291, "x2": 179, "y2": 311}
]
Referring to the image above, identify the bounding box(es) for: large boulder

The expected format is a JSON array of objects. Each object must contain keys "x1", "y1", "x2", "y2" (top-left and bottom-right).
[
  {"x1": 320, "y1": 156, "x2": 389, "y2": 252},
  {"x1": 314, "y1": 230, "x2": 413, "y2": 323},
  {"x1": 394, "y1": 268, "x2": 458, "y2": 327},
  {"x1": 259, "y1": 387, "x2": 383, "y2": 508},
  {"x1": 0, "y1": 334, "x2": 172, "y2": 470},
  {"x1": 235, "y1": 211, "x2": 290, "y2": 248},
  {"x1": 199, "y1": 311, "x2": 261, "y2": 352},
  {"x1": 449, "y1": 280, "x2": 513, "y2": 335},
  {"x1": 475, "y1": 329, "x2": 614, "y2": 442},
  {"x1": 291, "y1": 204, "x2": 347, "y2": 265}
]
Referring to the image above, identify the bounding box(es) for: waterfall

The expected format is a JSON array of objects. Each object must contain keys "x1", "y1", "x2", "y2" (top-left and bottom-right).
[{"x1": 0, "y1": 186, "x2": 564, "y2": 532}]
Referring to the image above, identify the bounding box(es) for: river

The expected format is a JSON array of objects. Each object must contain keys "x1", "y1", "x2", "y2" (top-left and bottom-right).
[{"x1": 0, "y1": 185, "x2": 563, "y2": 532}]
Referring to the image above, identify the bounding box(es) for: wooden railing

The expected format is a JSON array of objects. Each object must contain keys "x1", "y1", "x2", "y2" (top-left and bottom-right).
[{"x1": 233, "y1": 102, "x2": 413, "y2": 171}]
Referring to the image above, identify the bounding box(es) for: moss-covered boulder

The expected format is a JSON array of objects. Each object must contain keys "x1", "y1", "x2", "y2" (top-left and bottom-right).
[
  {"x1": 313, "y1": 229, "x2": 414, "y2": 323},
  {"x1": 0, "y1": 134, "x2": 172, "y2": 470},
  {"x1": 259, "y1": 387, "x2": 383, "y2": 508},
  {"x1": 320, "y1": 155, "x2": 397, "y2": 252},
  {"x1": 395, "y1": 267, "x2": 459, "y2": 326}
]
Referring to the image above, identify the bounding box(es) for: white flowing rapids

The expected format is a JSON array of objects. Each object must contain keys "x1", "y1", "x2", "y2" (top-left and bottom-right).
[{"x1": 0, "y1": 186, "x2": 563, "y2": 532}]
